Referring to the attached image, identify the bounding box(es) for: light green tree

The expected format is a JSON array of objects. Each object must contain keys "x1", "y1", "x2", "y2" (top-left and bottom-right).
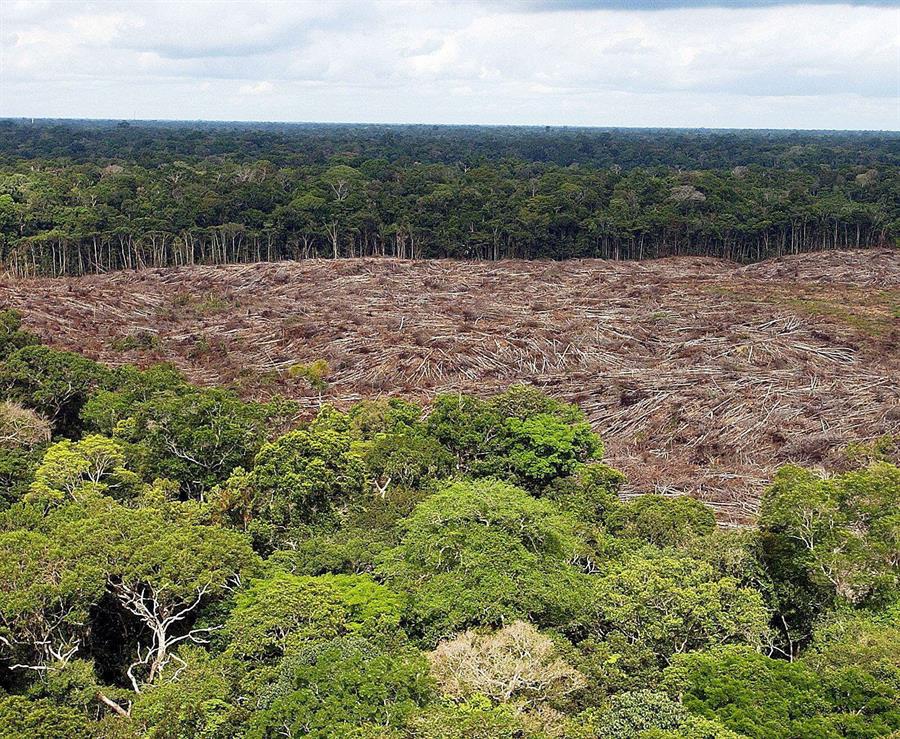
[
  {"x1": 224, "y1": 571, "x2": 402, "y2": 662},
  {"x1": 378, "y1": 479, "x2": 595, "y2": 641},
  {"x1": 28, "y1": 435, "x2": 139, "y2": 506},
  {"x1": 0, "y1": 529, "x2": 105, "y2": 673},
  {"x1": 760, "y1": 463, "x2": 900, "y2": 605},
  {"x1": 589, "y1": 550, "x2": 769, "y2": 664},
  {"x1": 35, "y1": 498, "x2": 261, "y2": 693},
  {"x1": 210, "y1": 423, "x2": 366, "y2": 549}
]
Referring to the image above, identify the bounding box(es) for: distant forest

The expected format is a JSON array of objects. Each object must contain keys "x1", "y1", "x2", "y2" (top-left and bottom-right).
[{"x1": 1, "y1": 120, "x2": 897, "y2": 276}]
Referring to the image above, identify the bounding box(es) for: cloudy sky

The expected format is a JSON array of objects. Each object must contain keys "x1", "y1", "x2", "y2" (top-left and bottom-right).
[{"x1": 1, "y1": 0, "x2": 898, "y2": 129}]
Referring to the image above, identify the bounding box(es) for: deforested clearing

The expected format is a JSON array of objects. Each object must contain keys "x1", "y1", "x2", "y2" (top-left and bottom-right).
[{"x1": 2, "y1": 248, "x2": 898, "y2": 521}]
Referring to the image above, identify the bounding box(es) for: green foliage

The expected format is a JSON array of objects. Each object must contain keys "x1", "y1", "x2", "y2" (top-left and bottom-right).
[
  {"x1": 0, "y1": 310, "x2": 39, "y2": 363},
  {"x1": 502, "y1": 412, "x2": 601, "y2": 489},
  {"x1": 224, "y1": 572, "x2": 402, "y2": 662},
  {"x1": 129, "y1": 647, "x2": 249, "y2": 739},
  {"x1": 642, "y1": 716, "x2": 747, "y2": 739},
  {"x1": 2, "y1": 490, "x2": 259, "y2": 689},
  {"x1": 800, "y1": 607, "x2": 900, "y2": 737},
  {"x1": 1, "y1": 123, "x2": 898, "y2": 275},
  {"x1": 574, "y1": 633, "x2": 663, "y2": 699},
  {"x1": 110, "y1": 330, "x2": 159, "y2": 352},
  {"x1": 426, "y1": 386, "x2": 602, "y2": 491},
  {"x1": 0, "y1": 528, "x2": 106, "y2": 672},
  {"x1": 589, "y1": 550, "x2": 770, "y2": 665},
  {"x1": 606, "y1": 494, "x2": 716, "y2": 548},
  {"x1": 0, "y1": 445, "x2": 42, "y2": 508},
  {"x1": 844, "y1": 435, "x2": 900, "y2": 468},
  {"x1": 265, "y1": 484, "x2": 430, "y2": 576},
  {"x1": 663, "y1": 644, "x2": 900, "y2": 739},
  {"x1": 378, "y1": 478, "x2": 595, "y2": 641},
  {"x1": 575, "y1": 690, "x2": 689, "y2": 738},
  {"x1": 0, "y1": 345, "x2": 110, "y2": 436},
  {"x1": 268, "y1": 527, "x2": 391, "y2": 576},
  {"x1": 407, "y1": 696, "x2": 539, "y2": 739},
  {"x1": 289, "y1": 359, "x2": 330, "y2": 396},
  {"x1": 45, "y1": 500, "x2": 260, "y2": 652},
  {"x1": 0, "y1": 402, "x2": 51, "y2": 506},
  {"x1": 803, "y1": 606, "x2": 900, "y2": 678},
  {"x1": 686, "y1": 528, "x2": 768, "y2": 586},
  {"x1": 27, "y1": 435, "x2": 140, "y2": 506},
  {"x1": 210, "y1": 418, "x2": 366, "y2": 550},
  {"x1": 79, "y1": 364, "x2": 185, "y2": 429},
  {"x1": 248, "y1": 636, "x2": 433, "y2": 739},
  {"x1": 423, "y1": 393, "x2": 500, "y2": 463},
  {"x1": 25, "y1": 658, "x2": 101, "y2": 714},
  {"x1": 250, "y1": 426, "x2": 366, "y2": 521},
  {"x1": 82, "y1": 365, "x2": 284, "y2": 497},
  {"x1": 0, "y1": 695, "x2": 93, "y2": 739},
  {"x1": 364, "y1": 430, "x2": 454, "y2": 490},
  {"x1": 545, "y1": 462, "x2": 626, "y2": 524},
  {"x1": 349, "y1": 398, "x2": 425, "y2": 437},
  {"x1": 572, "y1": 690, "x2": 744, "y2": 737},
  {"x1": 347, "y1": 397, "x2": 456, "y2": 491},
  {"x1": 760, "y1": 463, "x2": 900, "y2": 612},
  {"x1": 0, "y1": 330, "x2": 897, "y2": 738}
]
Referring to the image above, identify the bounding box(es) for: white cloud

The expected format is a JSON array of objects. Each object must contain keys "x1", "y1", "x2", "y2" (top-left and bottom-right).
[
  {"x1": 0, "y1": 0, "x2": 897, "y2": 128},
  {"x1": 238, "y1": 81, "x2": 275, "y2": 95}
]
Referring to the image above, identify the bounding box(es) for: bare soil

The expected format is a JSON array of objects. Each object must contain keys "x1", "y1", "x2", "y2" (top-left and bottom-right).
[{"x1": 3, "y1": 249, "x2": 898, "y2": 521}]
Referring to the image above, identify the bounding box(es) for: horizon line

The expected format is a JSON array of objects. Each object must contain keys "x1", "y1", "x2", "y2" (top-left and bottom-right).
[{"x1": 2, "y1": 117, "x2": 898, "y2": 135}]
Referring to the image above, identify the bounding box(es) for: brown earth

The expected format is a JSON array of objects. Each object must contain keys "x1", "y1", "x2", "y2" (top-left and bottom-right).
[{"x1": 2, "y1": 249, "x2": 898, "y2": 521}]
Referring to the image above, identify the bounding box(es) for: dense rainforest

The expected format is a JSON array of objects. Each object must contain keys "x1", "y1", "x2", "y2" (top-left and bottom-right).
[
  {"x1": 0, "y1": 120, "x2": 897, "y2": 275},
  {"x1": 0, "y1": 308, "x2": 897, "y2": 738}
]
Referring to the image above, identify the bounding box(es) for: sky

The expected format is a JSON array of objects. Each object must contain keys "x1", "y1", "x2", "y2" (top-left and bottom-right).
[{"x1": 1, "y1": 0, "x2": 898, "y2": 130}]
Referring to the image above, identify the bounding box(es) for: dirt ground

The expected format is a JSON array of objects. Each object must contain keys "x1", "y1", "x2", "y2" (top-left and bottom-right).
[{"x1": 2, "y1": 249, "x2": 898, "y2": 521}]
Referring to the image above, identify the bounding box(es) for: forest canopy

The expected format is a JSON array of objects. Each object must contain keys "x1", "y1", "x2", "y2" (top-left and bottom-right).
[
  {"x1": 0, "y1": 308, "x2": 897, "y2": 738},
  {"x1": 0, "y1": 120, "x2": 897, "y2": 275}
]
